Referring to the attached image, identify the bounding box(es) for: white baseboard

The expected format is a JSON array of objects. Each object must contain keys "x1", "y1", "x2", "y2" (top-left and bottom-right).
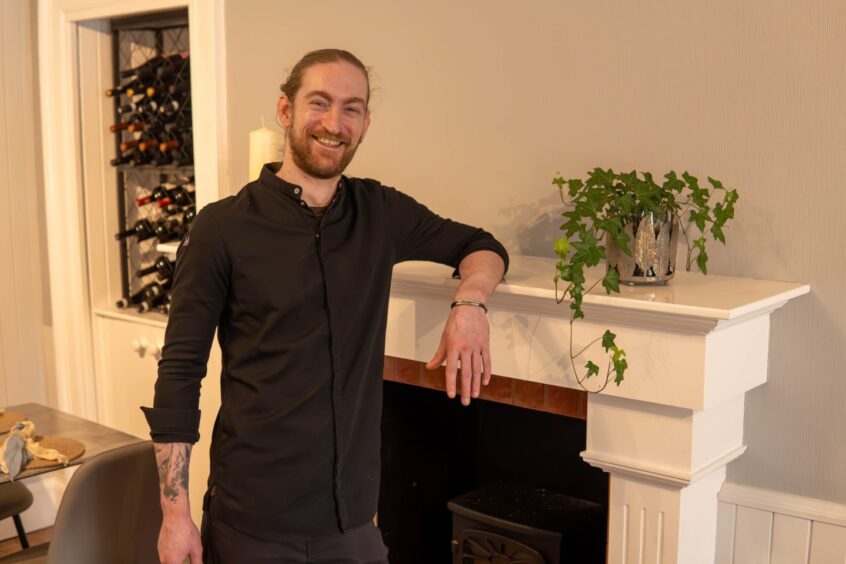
[{"x1": 720, "y1": 481, "x2": 846, "y2": 528}]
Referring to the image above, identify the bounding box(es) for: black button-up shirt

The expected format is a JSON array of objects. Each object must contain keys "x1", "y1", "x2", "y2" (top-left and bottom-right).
[{"x1": 142, "y1": 163, "x2": 509, "y2": 541}]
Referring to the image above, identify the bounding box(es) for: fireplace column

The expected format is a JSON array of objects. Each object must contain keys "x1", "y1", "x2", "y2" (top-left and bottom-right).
[
  {"x1": 579, "y1": 307, "x2": 785, "y2": 563},
  {"x1": 583, "y1": 394, "x2": 746, "y2": 563}
]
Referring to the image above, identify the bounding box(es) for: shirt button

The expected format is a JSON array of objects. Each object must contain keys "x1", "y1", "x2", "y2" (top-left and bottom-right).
[
  {"x1": 293, "y1": 187, "x2": 301, "y2": 195},
  {"x1": 299, "y1": 201, "x2": 306, "y2": 206}
]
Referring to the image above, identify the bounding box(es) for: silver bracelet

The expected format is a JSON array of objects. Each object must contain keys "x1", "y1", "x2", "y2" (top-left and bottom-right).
[{"x1": 450, "y1": 300, "x2": 488, "y2": 314}]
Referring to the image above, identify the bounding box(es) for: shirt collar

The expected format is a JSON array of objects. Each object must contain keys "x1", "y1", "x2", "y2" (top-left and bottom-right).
[{"x1": 258, "y1": 162, "x2": 345, "y2": 208}]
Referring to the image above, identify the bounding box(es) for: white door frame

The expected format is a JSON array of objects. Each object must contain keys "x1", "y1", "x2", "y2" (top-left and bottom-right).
[{"x1": 37, "y1": 0, "x2": 228, "y2": 418}]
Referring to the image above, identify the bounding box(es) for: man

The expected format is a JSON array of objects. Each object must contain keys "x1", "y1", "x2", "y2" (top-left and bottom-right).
[{"x1": 143, "y1": 49, "x2": 508, "y2": 564}]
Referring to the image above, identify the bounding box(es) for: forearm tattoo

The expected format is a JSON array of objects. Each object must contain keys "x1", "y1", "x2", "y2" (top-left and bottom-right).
[{"x1": 155, "y1": 443, "x2": 192, "y2": 503}]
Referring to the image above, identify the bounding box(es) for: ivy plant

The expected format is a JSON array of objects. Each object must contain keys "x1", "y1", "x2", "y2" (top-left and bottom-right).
[{"x1": 552, "y1": 167, "x2": 739, "y2": 392}]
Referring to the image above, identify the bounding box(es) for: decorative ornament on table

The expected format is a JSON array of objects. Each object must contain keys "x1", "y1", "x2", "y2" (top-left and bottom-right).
[{"x1": 0, "y1": 421, "x2": 70, "y2": 480}]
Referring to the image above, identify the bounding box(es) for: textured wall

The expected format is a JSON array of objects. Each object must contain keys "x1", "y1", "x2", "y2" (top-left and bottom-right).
[{"x1": 224, "y1": 1, "x2": 845, "y2": 502}]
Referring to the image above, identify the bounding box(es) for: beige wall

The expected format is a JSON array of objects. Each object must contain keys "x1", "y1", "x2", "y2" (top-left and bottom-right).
[
  {"x1": 0, "y1": 0, "x2": 53, "y2": 407},
  {"x1": 223, "y1": 1, "x2": 844, "y2": 502}
]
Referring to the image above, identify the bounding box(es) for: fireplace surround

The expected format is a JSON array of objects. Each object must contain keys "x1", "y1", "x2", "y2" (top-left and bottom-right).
[{"x1": 384, "y1": 256, "x2": 809, "y2": 563}]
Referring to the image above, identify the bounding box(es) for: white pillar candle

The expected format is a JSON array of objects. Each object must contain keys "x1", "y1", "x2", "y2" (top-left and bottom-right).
[{"x1": 248, "y1": 126, "x2": 282, "y2": 180}]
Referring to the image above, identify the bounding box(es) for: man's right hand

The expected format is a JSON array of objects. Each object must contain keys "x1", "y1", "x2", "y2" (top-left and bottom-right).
[
  {"x1": 158, "y1": 515, "x2": 202, "y2": 564},
  {"x1": 154, "y1": 442, "x2": 199, "y2": 563}
]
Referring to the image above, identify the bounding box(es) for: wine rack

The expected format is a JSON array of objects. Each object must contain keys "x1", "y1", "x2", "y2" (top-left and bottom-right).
[{"x1": 110, "y1": 10, "x2": 194, "y2": 315}]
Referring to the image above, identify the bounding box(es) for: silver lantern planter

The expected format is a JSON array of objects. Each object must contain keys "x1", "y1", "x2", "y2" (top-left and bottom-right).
[{"x1": 606, "y1": 211, "x2": 679, "y2": 285}]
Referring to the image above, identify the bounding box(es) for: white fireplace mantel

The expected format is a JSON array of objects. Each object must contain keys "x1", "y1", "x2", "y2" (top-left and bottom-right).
[{"x1": 385, "y1": 255, "x2": 809, "y2": 564}]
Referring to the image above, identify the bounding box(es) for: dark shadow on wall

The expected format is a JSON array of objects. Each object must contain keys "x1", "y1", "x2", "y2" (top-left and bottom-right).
[{"x1": 492, "y1": 191, "x2": 563, "y2": 259}]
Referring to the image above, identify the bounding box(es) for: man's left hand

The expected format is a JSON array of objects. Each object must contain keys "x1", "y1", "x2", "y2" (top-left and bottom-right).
[{"x1": 425, "y1": 304, "x2": 491, "y2": 405}]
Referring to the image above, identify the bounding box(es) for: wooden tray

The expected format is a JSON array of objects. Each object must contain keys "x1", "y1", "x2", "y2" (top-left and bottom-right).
[
  {"x1": 23, "y1": 436, "x2": 85, "y2": 470},
  {"x1": 0, "y1": 411, "x2": 28, "y2": 433}
]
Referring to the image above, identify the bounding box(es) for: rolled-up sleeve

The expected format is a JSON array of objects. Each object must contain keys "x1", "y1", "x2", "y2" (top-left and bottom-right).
[
  {"x1": 385, "y1": 186, "x2": 509, "y2": 275},
  {"x1": 140, "y1": 205, "x2": 229, "y2": 443}
]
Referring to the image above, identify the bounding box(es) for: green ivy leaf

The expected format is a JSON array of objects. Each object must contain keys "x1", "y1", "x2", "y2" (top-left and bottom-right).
[
  {"x1": 601, "y1": 330, "x2": 616, "y2": 351},
  {"x1": 556, "y1": 262, "x2": 573, "y2": 282},
  {"x1": 568, "y1": 178, "x2": 584, "y2": 197},
  {"x1": 602, "y1": 267, "x2": 621, "y2": 294},
  {"x1": 554, "y1": 237, "x2": 571, "y2": 258},
  {"x1": 585, "y1": 360, "x2": 599, "y2": 379},
  {"x1": 708, "y1": 176, "x2": 724, "y2": 190},
  {"x1": 692, "y1": 210, "x2": 708, "y2": 232},
  {"x1": 613, "y1": 357, "x2": 628, "y2": 385},
  {"x1": 682, "y1": 171, "x2": 699, "y2": 190},
  {"x1": 696, "y1": 246, "x2": 709, "y2": 274}
]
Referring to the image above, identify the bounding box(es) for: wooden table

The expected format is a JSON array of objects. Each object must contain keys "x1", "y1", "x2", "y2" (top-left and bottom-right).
[{"x1": 0, "y1": 403, "x2": 143, "y2": 483}]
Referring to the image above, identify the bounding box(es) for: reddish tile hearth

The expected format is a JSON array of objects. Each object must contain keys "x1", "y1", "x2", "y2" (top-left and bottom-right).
[
  {"x1": 513, "y1": 379, "x2": 545, "y2": 411},
  {"x1": 420, "y1": 365, "x2": 447, "y2": 391},
  {"x1": 393, "y1": 357, "x2": 421, "y2": 385},
  {"x1": 479, "y1": 375, "x2": 513, "y2": 404},
  {"x1": 382, "y1": 356, "x2": 396, "y2": 381},
  {"x1": 383, "y1": 357, "x2": 588, "y2": 420},
  {"x1": 546, "y1": 385, "x2": 585, "y2": 419}
]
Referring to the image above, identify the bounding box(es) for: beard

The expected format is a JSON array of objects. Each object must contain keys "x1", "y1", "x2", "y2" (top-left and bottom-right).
[{"x1": 286, "y1": 121, "x2": 362, "y2": 180}]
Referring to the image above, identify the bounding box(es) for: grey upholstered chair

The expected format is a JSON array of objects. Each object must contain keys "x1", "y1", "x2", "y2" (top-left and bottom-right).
[
  {"x1": 0, "y1": 441, "x2": 162, "y2": 564},
  {"x1": 0, "y1": 482, "x2": 34, "y2": 548}
]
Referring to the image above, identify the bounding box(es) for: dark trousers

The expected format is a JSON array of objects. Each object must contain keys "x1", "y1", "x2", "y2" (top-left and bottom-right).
[{"x1": 201, "y1": 492, "x2": 390, "y2": 564}]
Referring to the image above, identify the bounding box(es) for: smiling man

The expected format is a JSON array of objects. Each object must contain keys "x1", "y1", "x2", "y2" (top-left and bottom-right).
[{"x1": 143, "y1": 49, "x2": 508, "y2": 564}]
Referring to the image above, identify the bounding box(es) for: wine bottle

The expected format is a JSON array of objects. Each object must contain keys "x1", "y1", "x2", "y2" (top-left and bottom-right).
[
  {"x1": 158, "y1": 97, "x2": 190, "y2": 118},
  {"x1": 171, "y1": 152, "x2": 194, "y2": 168},
  {"x1": 168, "y1": 135, "x2": 194, "y2": 167},
  {"x1": 136, "y1": 184, "x2": 182, "y2": 206},
  {"x1": 110, "y1": 150, "x2": 138, "y2": 167},
  {"x1": 127, "y1": 152, "x2": 154, "y2": 167},
  {"x1": 115, "y1": 219, "x2": 155, "y2": 241},
  {"x1": 136, "y1": 256, "x2": 176, "y2": 279},
  {"x1": 137, "y1": 291, "x2": 171, "y2": 313},
  {"x1": 115, "y1": 287, "x2": 146, "y2": 309},
  {"x1": 105, "y1": 76, "x2": 150, "y2": 97},
  {"x1": 115, "y1": 279, "x2": 170, "y2": 309},
  {"x1": 168, "y1": 80, "x2": 190, "y2": 97},
  {"x1": 158, "y1": 139, "x2": 180, "y2": 152},
  {"x1": 118, "y1": 55, "x2": 185, "y2": 97},
  {"x1": 182, "y1": 207, "x2": 196, "y2": 226},
  {"x1": 154, "y1": 182, "x2": 195, "y2": 207},
  {"x1": 119, "y1": 53, "x2": 184, "y2": 80},
  {"x1": 134, "y1": 280, "x2": 174, "y2": 312},
  {"x1": 138, "y1": 138, "x2": 162, "y2": 153},
  {"x1": 156, "y1": 59, "x2": 190, "y2": 82},
  {"x1": 136, "y1": 185, "x2": 166, "y2": 206},
  {"x1": 170, "y1": 185, "x2": 195, "y2": 207},
  {"x1": 153, "y1": 218, "x2": 187, "y2": 243},
  {"x1": 116, "y1": 101, "x2": 142, "y2": 117},
  {"x1": 109, "y1": 121, "x2": 138, "y2": 133},
  {"x1": 119, "y1": 139, "x2": 140, "y2": 152}
]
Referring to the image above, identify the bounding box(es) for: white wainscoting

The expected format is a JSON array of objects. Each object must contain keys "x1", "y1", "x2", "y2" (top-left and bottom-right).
[{"x1": 717, "y1": 482, "x2": 846, "y2": 563}]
